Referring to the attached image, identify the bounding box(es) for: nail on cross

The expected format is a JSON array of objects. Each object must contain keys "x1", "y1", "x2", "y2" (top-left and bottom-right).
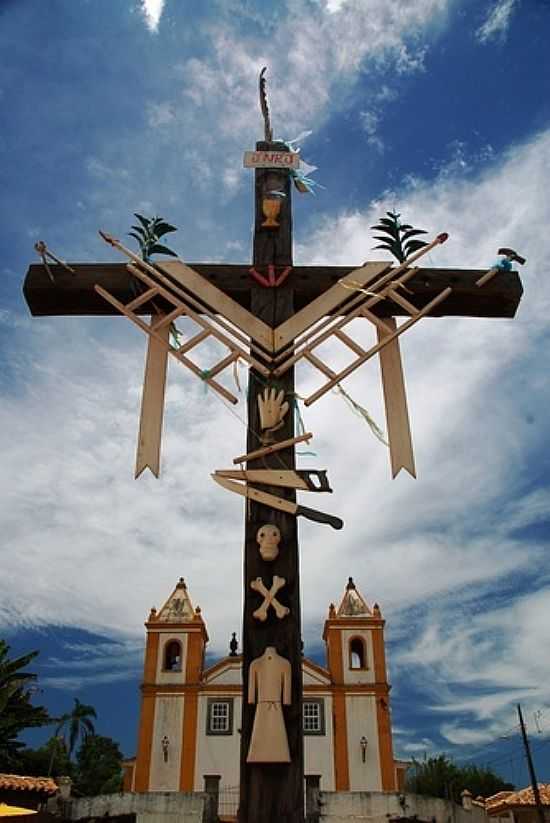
[{"x1": 251, "y1": 576, "x2": 289, "y2": 622}]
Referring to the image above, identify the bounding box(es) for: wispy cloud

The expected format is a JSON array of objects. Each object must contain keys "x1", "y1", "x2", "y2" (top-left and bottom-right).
[
  {"x1": 359, "y1": 110, "x2": 385, "y2": 153},
  {"x1": 147, "y1": 101, "x2": 176, "y2": 128},
  {"x1": 138, "y1": 0, "x2": 166, "y2": 33},
  {"x1": 4, "y1": 129, "x2": 549, "y2": 704},
  {"x1": 476, "y1": 0, "x2": 518, "y2": 43},
  {"x1": 40, "y1": 639, "x2": 143, "y2": 690},
  {"x1": 296, "y1": 127, "x2": 550, "y2": 743}
]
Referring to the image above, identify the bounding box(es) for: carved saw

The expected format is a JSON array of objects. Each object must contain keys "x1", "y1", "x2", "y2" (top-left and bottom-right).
[{"x1": 211, "y1": 475, "x2": 343, "y2": 530}]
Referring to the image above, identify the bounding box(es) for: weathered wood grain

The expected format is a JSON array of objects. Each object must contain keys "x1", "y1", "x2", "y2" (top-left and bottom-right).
[
  {"x1": 239, "y1": 142, "x2": 304, "y2": 823},
  {"x1": 23, "y1": 263, "x2": 523, "y2": 319}
]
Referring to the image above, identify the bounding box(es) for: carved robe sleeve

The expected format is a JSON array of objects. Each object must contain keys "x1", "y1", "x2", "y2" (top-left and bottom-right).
[{"x1": 282, "y1": 660, "x2": 291, "y2": 706}]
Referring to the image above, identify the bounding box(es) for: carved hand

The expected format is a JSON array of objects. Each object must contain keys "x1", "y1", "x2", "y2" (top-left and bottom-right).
[{"x1": 257, "y1": 387, "x2": 289, "y2": 433}]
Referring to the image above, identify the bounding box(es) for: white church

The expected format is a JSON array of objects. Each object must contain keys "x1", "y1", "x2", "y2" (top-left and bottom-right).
[{"x1": 123, "y1": 577, "x2": 406, "y2": 795}]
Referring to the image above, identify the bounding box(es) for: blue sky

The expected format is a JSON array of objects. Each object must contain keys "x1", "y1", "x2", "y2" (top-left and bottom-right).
[{"x1": 2, "y1": 0, "x2": 550, "y2": 786}]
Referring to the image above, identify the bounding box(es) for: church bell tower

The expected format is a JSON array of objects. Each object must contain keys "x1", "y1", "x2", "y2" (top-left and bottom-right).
[
  {"x1": 134, "y1": 578, "x2": 208, "y2": 792},
  {"x1": 323, "y1": 578, "x2": 396, "y2": 791}
]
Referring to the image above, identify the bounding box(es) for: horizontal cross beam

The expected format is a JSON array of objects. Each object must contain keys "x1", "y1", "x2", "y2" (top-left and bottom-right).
[{"x1": 23, "y1": 262, "x2": 523, "y2": 319}]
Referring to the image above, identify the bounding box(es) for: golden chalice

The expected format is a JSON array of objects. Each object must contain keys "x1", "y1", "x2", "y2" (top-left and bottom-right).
[{"x1": 261, "y1": 197, "x2": 281, "y2": 228}]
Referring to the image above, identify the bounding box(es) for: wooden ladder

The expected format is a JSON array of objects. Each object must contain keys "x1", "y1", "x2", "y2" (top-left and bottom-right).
[
  {"x1": 95, "y1": 260, "x2": 270, "y2": 405},
  {"x1": 272, "y1": 267, "x2": 452, "y2": 405}
]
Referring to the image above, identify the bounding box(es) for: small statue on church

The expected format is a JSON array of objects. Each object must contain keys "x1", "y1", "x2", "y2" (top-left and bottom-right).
[
  {"x1": 161, "y1": 735, "x2": 169, "y2": 763},
  {"x1": 229, "y1": 632, "x2": 239, "y2": 657},
  {"x1": 247, "y1": 646, "x2": 291, "y2": 763}
]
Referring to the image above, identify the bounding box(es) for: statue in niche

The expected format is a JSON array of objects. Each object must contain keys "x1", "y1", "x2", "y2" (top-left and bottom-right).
[{"x1": 246, "y1": 646, "x2": 291, "y2": 763}]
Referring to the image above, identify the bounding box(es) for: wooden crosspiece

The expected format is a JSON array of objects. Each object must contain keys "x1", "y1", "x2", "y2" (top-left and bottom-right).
[
  {"x1": 93, "y1": 226, "x2": 490, "y2": 477},
  {"x1": 96, "y1": 235, "x2": 271, "y2": 398},
  {"x1": 24, "y1": 255, "x2": 522, "y2": 480},
  {"x1": 22, "y1": 84, "x2": 524, "y2": 823}
]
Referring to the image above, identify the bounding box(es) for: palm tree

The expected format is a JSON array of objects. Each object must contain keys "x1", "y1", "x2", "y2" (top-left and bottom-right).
[
  {"x1": 55, "y1": 698, "x2": 97, "y2": 758},
  {"x1": 0, "y1": 641, "x2": 50, "y2": 769},
  {"x1": 0, "y1": 641, "x2": 37, "y2": 715}
]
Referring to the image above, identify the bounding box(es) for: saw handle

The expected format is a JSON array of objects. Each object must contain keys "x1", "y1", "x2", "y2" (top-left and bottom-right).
[
  {"x1": 302, "y1": 470, "x2": 332, "y2": 492},
  {"x1": 296, "y1": 505, "x2": 343, "y2": 530}
]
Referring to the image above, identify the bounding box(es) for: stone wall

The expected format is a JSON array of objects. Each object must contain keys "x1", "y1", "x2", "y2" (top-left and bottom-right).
[
  {"x1": 319, "y1": 791, "x2": 489, "y2": 823},
  {"x1": 68, "y1": 791, "x2": 205, "y2": 823}
]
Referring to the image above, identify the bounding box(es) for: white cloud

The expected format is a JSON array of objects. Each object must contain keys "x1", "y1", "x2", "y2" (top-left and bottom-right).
[
  {"x1": 86, "y1": 156, "x2": 129, "y2": 179},
  {"x1": 360, "y1": 110, "x2": 385, "y2": 153},
  {"x1": 296, "y1": 128, "x2": 550, "y2": 736},
  {"x1": 222, "y1": 167, "x2": 243, "y2": 195},
  {"x1": 394, "y1": 583, "x2": 550, "y2": 745},
  {"x1": 39, "y1": 639, "x2": 143, "y2": 690},
  {"x1": 4, "y1": 91, "x2": 550, "y2": 750},
  {"x1": 476, "y1": 0, "x2": 518, "y2": 43},
  {"x1": 147, "y1": 101, "x2": 176, "y2": 128},
  {"x1": 173, "y1": 0, "x2": 449, "y2": 147},
  {"x1": 399, "y1": 738, "x2": 437, "y2": 754},
  {"x1": 138, "y1": 0, "x2": 166, "y2": 33}
]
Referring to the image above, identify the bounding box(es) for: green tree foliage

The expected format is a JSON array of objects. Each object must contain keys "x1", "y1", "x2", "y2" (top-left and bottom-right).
[
  {"x1": 128, "y1": 214, "x2": 178, "y2": 261},
  {"x1": 16, "y1": 737, "x2": 74, "y2": 779},
  {"x1": 55, "y1": 698, "x2": 97, "y2": 757},
  {"x1": 74, "y1": 735, "x2": 123, "y2": 796},
  {"x1": 406, "y1": 754, "x2": 514, "y2": 803},
  {"x1": 0, "y1": 641, "x2": 51, "y2": 769},
  {"x1": 127, "y1": 212, "x2": 182, "y2": 345},
  {"x1": 371, "y1": 211, "x2": 428, "y2": 263}
]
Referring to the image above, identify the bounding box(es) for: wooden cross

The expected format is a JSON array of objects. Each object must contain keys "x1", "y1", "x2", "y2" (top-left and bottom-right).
[{"x1": 23, "y1": 120, "x2": 522, "y2": 823}]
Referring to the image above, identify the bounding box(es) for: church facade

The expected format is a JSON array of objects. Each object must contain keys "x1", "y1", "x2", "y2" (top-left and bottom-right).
[{"x1": 124, "y1": 577, "x2": 404, "y2": 794}]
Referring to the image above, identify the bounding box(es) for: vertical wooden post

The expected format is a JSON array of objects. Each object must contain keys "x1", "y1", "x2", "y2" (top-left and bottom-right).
[{"x1": 239, "y1": 142, "x2": 304, "y2": 823}]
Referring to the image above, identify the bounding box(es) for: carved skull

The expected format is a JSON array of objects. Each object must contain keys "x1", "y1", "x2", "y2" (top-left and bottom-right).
[{"x1": 256, "y1": 524, "x2": 281, "y2": 561}]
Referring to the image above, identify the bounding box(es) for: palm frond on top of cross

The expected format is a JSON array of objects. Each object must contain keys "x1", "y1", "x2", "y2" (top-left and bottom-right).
[
  {"x1": 128, "y1": 214, "x2": 178, "y2": 262},
  {"x1": 371, "y1": 211, "x2": 429, "y2": 263}
]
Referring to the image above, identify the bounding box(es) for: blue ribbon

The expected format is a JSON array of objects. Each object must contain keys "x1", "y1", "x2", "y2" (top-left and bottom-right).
[{"x1": 289, "y1": 169, "x2": 325, "y2": 195}]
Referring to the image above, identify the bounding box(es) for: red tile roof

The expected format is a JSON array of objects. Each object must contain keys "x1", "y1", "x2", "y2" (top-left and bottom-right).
[
  {"x1": 0, "y1": 775, "x2": 58, "y2": 796},
  {"x1": 486, "y1": 785, "x2": 550, "y2": 813}
]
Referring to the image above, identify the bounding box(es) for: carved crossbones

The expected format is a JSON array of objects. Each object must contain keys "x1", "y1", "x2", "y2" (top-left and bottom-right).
[{"x1": 251, "y1": 576, "x2": 289, "y2": 622}]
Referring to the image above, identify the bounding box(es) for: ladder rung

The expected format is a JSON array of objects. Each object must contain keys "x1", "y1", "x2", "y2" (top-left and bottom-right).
[
  {"x1": 94, "y1": 283, "x2": 240, "y2": 404},
  {"x1": 385, "y1": 289, "x2": 420, "y2": 316},
  {"x1": 171, "y1": 349, "x2": 238, "y2": 404},
  {"x1": 305, "y1": 286, "x2": 452, "y2": 406},
  {"x1": 334, "y1": 329, "x2": 367, "y2": 357},
  {"x1": 206, "y1": 352, "x2": 238, "y2": 379},
  {"x1": 151, "y1": 306, "x2": 185, "y2": 331},
  {"x1": 125, "y1": 287, "x2": 160, "y2": 313},
  {"x1": 177, "y1": 329, "x2": 210, "y2": 354},
  {"x1": 304, "y1": 350, "x2": 337, "y2": 378}
]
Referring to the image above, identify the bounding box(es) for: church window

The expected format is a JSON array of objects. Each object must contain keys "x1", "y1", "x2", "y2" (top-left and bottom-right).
[
  {"x1": 163, "y1": 640, "x2": 182, "y2": 672},
  {"x1": 207, "y1": 698, "x2": 234, "y2": 735},
  {"x1": 349, "y1": 637, "x2": 367, "y2": 670},
  {"x1": 303, "y1": 699, "x2": 325, "y2": 735}
]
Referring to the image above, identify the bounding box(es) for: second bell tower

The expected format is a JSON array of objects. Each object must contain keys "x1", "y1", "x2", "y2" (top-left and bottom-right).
[{"x1": 134, "y1": 578, "x2": 208, "y2": 792}]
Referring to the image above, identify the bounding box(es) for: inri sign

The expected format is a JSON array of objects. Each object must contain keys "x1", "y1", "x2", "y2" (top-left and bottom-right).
[{"x1": 243, "y1": 150, "x2": 300, "y2": 169}]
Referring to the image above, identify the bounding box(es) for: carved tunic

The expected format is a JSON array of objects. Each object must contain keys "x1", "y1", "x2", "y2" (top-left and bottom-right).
[{"x1": 246, "y1": 647, "x2": 291, "y2": 763}]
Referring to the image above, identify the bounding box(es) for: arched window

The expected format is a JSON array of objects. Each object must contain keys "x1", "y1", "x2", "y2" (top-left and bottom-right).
[
  {"x1": 349, "y1": 637, "x2": 367, "y2": 670},
  {"x1": 163, "y1": 640, "x2": 182, "y2": 672}
]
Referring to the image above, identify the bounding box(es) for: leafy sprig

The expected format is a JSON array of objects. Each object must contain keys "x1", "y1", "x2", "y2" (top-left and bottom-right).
[
  {"x1": 129, "y1": 214, "x2": 178, "y2": 261},
  {"x1": 371, "y1": 211, "x2": 428, "y2": 263}
]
